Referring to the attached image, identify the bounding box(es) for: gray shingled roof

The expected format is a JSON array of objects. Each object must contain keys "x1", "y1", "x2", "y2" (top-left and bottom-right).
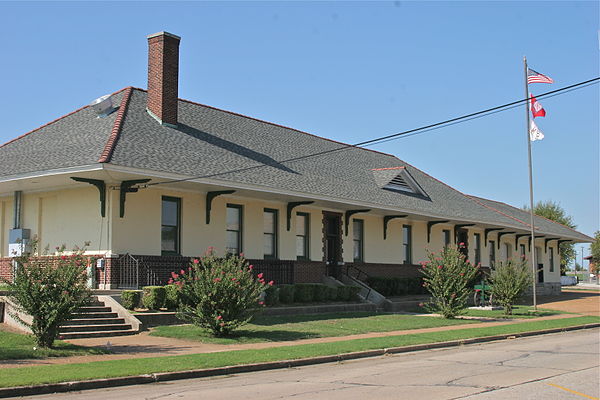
[
  {"x1": 468, "y1": 196, "x2": 592, "y2": 242},
  {"x1": 0, "y1": 88, "x2": 591, "y2": 242}
]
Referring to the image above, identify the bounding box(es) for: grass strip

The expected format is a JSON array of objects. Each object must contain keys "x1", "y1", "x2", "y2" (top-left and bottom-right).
[
  {"x1": 0, "y1": 316, "x2": 598, "y2": 388},
  {"x1": 461, "y1": 306, "x2": 569, "y2": 319},
  {"x1": 0, "y1": 331, "x2": 108, "y2": 360},
  {"x1": 150, "y1": 312, "x2": 479, "y2": 344}
]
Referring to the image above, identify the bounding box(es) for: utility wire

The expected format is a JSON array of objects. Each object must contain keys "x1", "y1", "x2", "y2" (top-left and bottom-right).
[{"x1": 143, "y1": 77, "x2": 599, "y2": 188}]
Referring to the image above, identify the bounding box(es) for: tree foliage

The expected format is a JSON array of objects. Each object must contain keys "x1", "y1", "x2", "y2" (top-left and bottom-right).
[
  {"x1": 420, "y1": 245, "x2": 480, "y2": 319},
  {"x1": 591, "y1": 231, "x2": 600, "y2": 276},
  {"x1": 172, "y1": 251, "x2": 271, "y2": 336},
  {"x1": 489, "y1": 259, "x2": 532, "y2": 315},
  {"x1": 3, "y1": 242, "x2": 93, "y2": 348},
  {"x1": 524, "y1": 200, "x2": 577, "y2": 274}
]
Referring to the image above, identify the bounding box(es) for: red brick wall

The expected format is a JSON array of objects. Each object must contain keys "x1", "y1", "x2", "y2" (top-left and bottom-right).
[
  {"x1": 348, "y1": 262, "x2": 422, "y2": 279},
  {"x1": 147, "y1": 32, "x2": 180, "y2": 126},
  {"x1": 294, "y1": 261, "x2": 327, "y2": 283},
  {"x1": 0, "y1": 258, "x2": 13, "y2": 282}
]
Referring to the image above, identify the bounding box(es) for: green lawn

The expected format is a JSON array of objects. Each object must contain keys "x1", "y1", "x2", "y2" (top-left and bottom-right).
[
  {"x1": 150, "y1": 312, "x2": 480, "y2": 344},
  {"x1": 0, "y1": 329, "x2": 108, "y2": 360},
  {"x1": 462, "y1": 306, "x2": 570, "y2": 319},
  {"x1": 1, "y1": 316, "x2": 598, "y2": 389}
]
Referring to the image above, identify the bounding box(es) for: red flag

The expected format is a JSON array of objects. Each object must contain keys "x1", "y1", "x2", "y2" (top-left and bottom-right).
[{"x1": 530, "y1": 94, "x2": 546, "y2": 118}]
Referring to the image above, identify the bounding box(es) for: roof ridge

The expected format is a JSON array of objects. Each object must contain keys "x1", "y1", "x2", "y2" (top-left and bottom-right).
[
  {"x1": 128, "y1": 87, "x2": 396, "y2": 159},
  {"x1": 394, "y1": 159, "x2": 530, "y2": 228},
  {"x1": 466, "y1": 195, "x2": 532, "y2": 229},
  {"x1": 98, "y1": 87, "x2": 134, "y2": 163},
  {"x1": 468, "y1": 194, "x2": 591, "y2": 238},
  {"x1": 0, "y1": 87, "x2": 129, "y2": 150},
  {"x1": 372, "y1": 166, "x2": 405, "y2": 171}
]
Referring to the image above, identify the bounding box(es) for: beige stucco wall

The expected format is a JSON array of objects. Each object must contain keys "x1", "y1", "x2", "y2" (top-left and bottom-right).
[
  {"x1": 0, "y1": 188, "x2": 107, "y2": 256},
  {"x1": 0, "y1": 186, "x2": 565, "y2": 285}
]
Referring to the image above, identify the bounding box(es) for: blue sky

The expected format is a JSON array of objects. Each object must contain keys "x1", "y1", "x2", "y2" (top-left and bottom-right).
[{"x1": 1, "y1": 1, "x2": 598, "y2": 267}]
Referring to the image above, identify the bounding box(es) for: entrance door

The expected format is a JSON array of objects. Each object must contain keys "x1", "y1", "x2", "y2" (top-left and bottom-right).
[
  {"x1": 456, "y1": 229, "x2": 469, "y2": 259},
  {"x1": 535, "y1": 247, "x2": 544, "y2": 283},
  {"x1": 323, "y1": 212, "x2": 342, "y2": 277}
]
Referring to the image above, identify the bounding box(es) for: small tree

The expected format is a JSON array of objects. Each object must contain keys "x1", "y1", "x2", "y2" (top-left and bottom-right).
[
  {"x1": 489, "y1": 259, "x2": 532, "y2": 315},
  {"x1": 420, "y1": 245, "x2": 480, "y2": 319},
  {"x1": 171, "y1": 251, "x2": 271, "y2": 336},
  {"x1": 525, "y1": 200, "x2": 577, "y2": 275},
  {"x1": 3, "y1": 242, "x2": 92, "y2": 348}
]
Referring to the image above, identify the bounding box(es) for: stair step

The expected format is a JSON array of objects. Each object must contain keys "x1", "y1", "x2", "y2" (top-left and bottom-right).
[
  {"x1": 58, "y1": 329, "x2": 138, "y2": 340},
  {"x1": 77, "y1": 306, "x2": 112, "y2": 313},
  {"x1": 62, "y1": 318, "x2": 125, "y2": 326},
  {"x1": 72, "y1": 312, "x2": 119, "y2": 319},
  {"x1": 85, "y1": 301, "x2": 105, "y2": 307},
  {"x1": 60, "y1": 324, "x2": 132, "y2": 333}
]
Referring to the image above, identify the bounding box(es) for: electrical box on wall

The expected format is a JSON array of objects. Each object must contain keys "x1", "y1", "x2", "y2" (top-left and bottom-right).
[{"x1": 8, "y1": 228, "x2": 31, "y2": 257}]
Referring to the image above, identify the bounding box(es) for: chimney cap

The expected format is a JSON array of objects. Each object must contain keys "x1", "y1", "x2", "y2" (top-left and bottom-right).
[{"x1": 147, "y1": 31, "x2": 181, "y2": 40}]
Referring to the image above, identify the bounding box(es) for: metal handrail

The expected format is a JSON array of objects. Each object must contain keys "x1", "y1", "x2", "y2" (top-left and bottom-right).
[{"x1": 344, "y1": 264, "x2": 373, "y2": 301}]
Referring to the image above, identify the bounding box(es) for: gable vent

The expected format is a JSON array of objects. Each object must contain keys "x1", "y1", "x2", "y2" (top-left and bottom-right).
[{"x1": 386, "y1": 174, "x2": 413, "y2": 192}]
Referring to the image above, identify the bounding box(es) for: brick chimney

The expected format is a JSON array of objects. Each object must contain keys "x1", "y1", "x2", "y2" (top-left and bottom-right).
[{"x1": 146, "y1": 31, "x2": 180, "y2": 127}]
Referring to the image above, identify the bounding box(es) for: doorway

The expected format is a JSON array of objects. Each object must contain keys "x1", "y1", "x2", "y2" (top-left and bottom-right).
[{"x1": 323, "y1": 212, "x2": 342, "y2": 277}]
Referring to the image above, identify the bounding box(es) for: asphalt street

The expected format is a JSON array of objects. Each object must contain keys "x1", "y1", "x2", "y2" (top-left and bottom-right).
[{"x1": 21, "y1": 328, "x2": 600, "y2": 400}]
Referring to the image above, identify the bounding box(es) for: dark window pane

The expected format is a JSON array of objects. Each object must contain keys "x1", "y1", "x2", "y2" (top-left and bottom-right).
[
  {"x1": 161, "y1": 226, "x2": 177, "y2": 252},
  {"x1": 162, "y1": 199, "x2": 178, "y2": 226}
]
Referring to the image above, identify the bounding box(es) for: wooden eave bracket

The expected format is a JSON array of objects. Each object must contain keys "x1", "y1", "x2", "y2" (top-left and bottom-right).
[
  {"x1": 454, "y1": 224, "x2": 475, "y2": 243},
  {"x1": 514, "y1": 233, "x2": 530, "y2": 249},
  {"x1": 119, "y1": 179, "x2": 151, "y2": 218},
  {"x1": 206, "y1": 190, "x2": 236, "y2": 224},
  {"x1": 286, "y1": 201, "x2": 314, "y2": 231},
  {"x1": 344, "y1": 209, "x2": 371, "y2": 236},
  {"x1": 497, "y1": 231, "x2": 516, "y2": 249},
  {"x1": 384, "y1": 215, "x2": 407, "y2": 240},
  {"x1": 426, "y1": 220, "x2": 449, "y2": 243},
  {"x1": 484, "y1": 228, "x2": 504, "y2": 243},
  {"x1": 528, "y1": 235, "x2": 546, "y2": 252},
  {"x1": 70, "y1": 177, "x2": 106, "y2": 217},
  {"x1": 544, "y1": 237, "x2": 560, "y2": 253}
]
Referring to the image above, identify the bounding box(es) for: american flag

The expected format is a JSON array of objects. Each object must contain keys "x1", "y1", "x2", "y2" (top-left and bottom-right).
[{"x1": 527, "y1": 68, "x2": 554, "y2": 84}]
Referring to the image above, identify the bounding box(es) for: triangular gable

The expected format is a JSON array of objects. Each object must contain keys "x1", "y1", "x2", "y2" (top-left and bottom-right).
[{"x1": 372, "y1": 167, "x2": 428, "y2": 197}]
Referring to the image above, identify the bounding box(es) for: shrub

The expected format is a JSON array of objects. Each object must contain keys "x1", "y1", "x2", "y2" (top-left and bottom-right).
[
  {"x1": 3, "y1": 241, "x2": 93, "y2": 348},
  {"x1": 420, "y1": 245, "x2": 480, "y2": 318},
  {"x1": 264, "y1": 285, "x2": 279, "y2": 306},
  {"x1": 121, "y1": 290, "x2": 142, "y2": 310},
  {"x1": 173, "y1": 252, "x2": 271, "y2": 336},
  {"x1": 142, "y1": 286, "x2": 166, "y2": 310},
  {"x1": 489, "y1": 259, "x2": 532, "y2": 315},
  {"x1": 366, "y1": 277, "x2": 426, "y2": 297},
  {"x1": 336, "y1": 286, "x2": 350, "y2": 301},
  {"x1": 347, "y1": 286, "x2": 362, "y2": 301},
  {"x1": 312, "y1": 284, "x2": 329, "y2": 302},
  {"x1": 278, "y1": 285, "x2": 295, "y2": 304},
  {"x1": 294, "y1": 283, "x2": 314, "y2": 303},
  {"x1": 163, "y1": 285, "x2": 179, "y2": 310},
  {"x1": 326, "y1": 286, "x2": 338, "y2": 301}
]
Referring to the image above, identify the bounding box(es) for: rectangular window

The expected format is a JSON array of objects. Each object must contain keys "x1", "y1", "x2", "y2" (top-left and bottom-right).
[
  {"x1": 504, "y1": 243, "x2": 512, "y2": 260},
  {"x1": 520, "y1": 244, "x2": 526, "y2": 259},
  {"x1": 549, "y1": 247, "x2": 555, "y2": 272},
  {"x1": 226, "y1": 204, "x2": 243, "y2": 255},
  {"x1": 263, "y1": 209, "x2": 278, "y2": 259},
  {"x1": 443, "y1": 230, "x2": 451, "y2": 247},
  {"x1": 161, "y1": 196, "x2": 181, "y2": 255},
  {"x1": 474, "y1": 233, "x2": 481, "y2": 265},
  {"x1": 353, "y1": 219, "x2": 364, "y2": 262},
  {"x1": 403, "y1": 225, "x2": 412, "y2": 264},
  {"x1": 489, "y1": 240, "x2": 495, "y2": 268},
  {"x1": 296, "y1": 212, "x2": 310, "y2": 260}
]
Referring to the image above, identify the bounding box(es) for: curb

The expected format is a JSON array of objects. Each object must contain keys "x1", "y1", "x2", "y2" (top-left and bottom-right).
[{"x1": 0, "y1": 323, "x2": 598, "y2": 398}]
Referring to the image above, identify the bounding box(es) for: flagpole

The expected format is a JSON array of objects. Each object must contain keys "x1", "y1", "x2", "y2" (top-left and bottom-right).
[{"x1": 523, "y1": 56, "x2": 538, "y2": 310}]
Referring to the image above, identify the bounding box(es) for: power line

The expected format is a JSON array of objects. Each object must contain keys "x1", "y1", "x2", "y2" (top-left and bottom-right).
[{"x1": 143, "y1": 77, "x2": 599, "y2": 188}]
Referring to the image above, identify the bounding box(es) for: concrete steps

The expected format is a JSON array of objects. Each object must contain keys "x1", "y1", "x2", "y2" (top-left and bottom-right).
[{"x1": 58, "y1": 296, "x2": 137, "y2": 339}]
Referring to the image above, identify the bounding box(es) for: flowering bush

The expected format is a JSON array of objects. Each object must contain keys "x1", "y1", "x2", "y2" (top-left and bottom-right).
[
  {"x1": 489, "y1": 259, "x2": 532, "y2": 315},
  {"x1": 2, "y1": 242, "x2": 93, "y2": 348},
  {"x1": 171, "y1": 251, "x2": 272, "y2": 336},
  {"x1": 420, "y1": 245, "x2": 480, "y2": 318}
]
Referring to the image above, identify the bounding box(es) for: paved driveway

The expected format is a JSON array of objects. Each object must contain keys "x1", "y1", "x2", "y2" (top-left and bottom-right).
[{"x1": 538, "y1": 289, "x2": 600, "y2": 316}]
